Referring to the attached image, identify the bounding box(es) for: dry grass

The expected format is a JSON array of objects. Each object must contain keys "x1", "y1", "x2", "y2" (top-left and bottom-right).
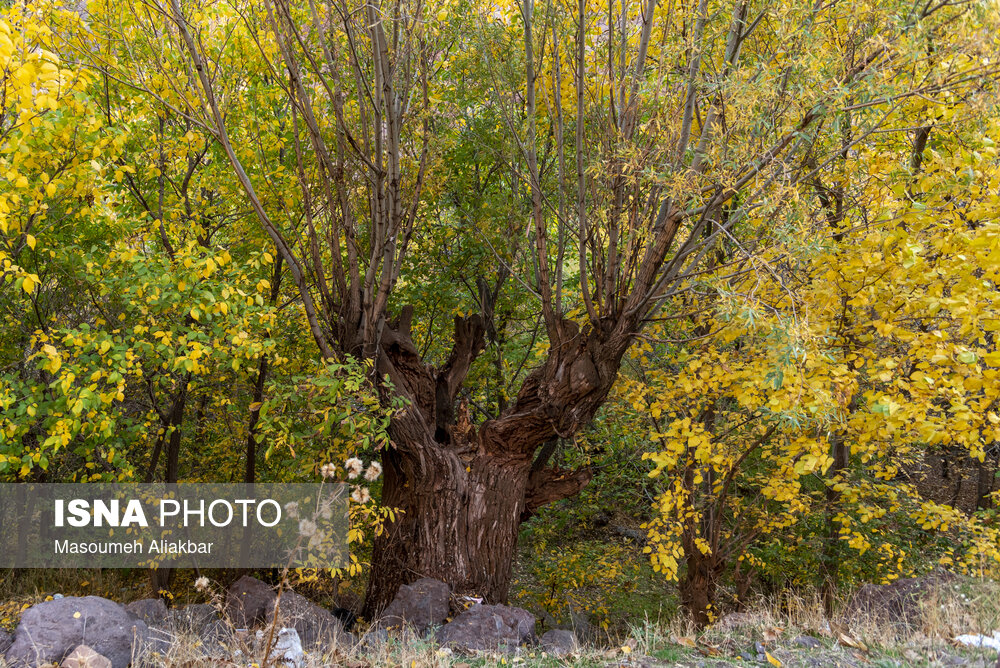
[{"x1": 2, "y1": 574, "x2": 999, "y2": 666}]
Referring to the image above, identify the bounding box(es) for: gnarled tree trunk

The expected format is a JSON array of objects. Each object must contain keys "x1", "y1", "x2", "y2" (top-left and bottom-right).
[
  {"x1": 364, "y1": 444, "x2": 532, "y2": 614},
  {"x1": 361, "y1": 309, "x2": 615, "y2": 616}
]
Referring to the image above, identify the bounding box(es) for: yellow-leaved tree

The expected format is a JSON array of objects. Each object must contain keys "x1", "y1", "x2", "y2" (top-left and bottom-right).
[{"x1": 630, "y1": 98, "x2": 1000, "y2": 624}]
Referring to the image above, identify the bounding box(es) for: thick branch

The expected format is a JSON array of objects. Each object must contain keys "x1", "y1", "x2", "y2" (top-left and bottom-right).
[{"x1": 521, "y1": 465, "x2": 593, "y2": 520}]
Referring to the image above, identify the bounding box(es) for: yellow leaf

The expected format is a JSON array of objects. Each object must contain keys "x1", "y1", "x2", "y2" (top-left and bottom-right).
[
  {"x1": 26, "y1": 234, "x2": 35, "y2": 249},
  {"x1": 22, "y1": 275, "x2": 35, "y2": 294},
  {"x1": 765, "y1": 651, "x2": 782, "y2": 666}
]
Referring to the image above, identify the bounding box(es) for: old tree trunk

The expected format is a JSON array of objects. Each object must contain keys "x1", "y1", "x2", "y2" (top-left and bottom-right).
[{"x1": 362, "y1": 308, "x2": 630, "y2": 615}]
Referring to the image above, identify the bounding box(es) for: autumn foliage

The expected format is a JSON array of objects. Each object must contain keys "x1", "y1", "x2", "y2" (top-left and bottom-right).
[{"x1": 1, "y1": 0, "x2": 999, "y2": 627}]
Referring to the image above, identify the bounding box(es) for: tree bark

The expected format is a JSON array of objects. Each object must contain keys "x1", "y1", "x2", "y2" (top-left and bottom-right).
[
  {"x1": 363, "y1": 441, "x2": 533, "y2": 615},
  {"x1": 361, "y1": 311, "x2": 616, "y2": 617},
  {"x1": 681, "y1": 549, "x2": 722, "y2": 629}
]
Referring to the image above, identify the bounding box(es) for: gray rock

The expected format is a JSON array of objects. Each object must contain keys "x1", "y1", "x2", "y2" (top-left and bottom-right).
[
  {"x1": 199, "y1": 619, "x2": 230, "y2": 642},
  {"x1": 0, "y1": 629, "x2": 13, "y2": 654},
  {"x1": 166, "y1": 603, "x2": 219, "y2": 632},
  {"x1": 358, "y1": 627, "x2": 389, "y2": 649},
  {"x1": 793, "y1": 635, "x2": 824, "y2": 649},
  {"x1": 378, "y1": 577, "x2": 452, "y2": 635},
  {"x1": 226, "y1": 576, "x2": 276, "y2": 627},
  {"x1": 260, "y1": 627, "x2": 304, "y2": 668},
  {"x1": 436, "y1": 603, "x2": 535, "y2": 653},
  {"x1": 266, "y1": 590, "x2": 347, "y2": 650},
  {"x1": 712, "y1": 612, "x2": 754, "y2": 631},
  {"x1": 844, "y1": 572, "x2": 956, "y2": 628},
  {"x1": 140, "y1": 626, "x2": 174, "y2": 657},
  {"x1": 5, "y1": 596, "x2": 148, "y2": 668},
  {"x1": 124, "y1": 598, "x2": 168, "y2": 626},
  {"x1": 539, "y1": 629, "x2": 578, "y2": 657},
  {"x1": 62, "y1": 644, "x2": 112, "y2": 668}
]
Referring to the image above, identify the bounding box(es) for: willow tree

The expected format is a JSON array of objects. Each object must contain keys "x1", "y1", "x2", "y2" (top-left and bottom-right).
[{"x1": 82, "y1": 0, "x2": 995, "y2": 614}]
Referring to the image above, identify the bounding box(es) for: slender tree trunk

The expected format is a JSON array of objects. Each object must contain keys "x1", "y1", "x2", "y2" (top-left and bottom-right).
[
  {"x1": 245, "y1": 254, "x2": 283, "y2": 484},
  {"x1": 822, "y1": 431, "x2": 850, "y2": 616},
  {"x1": 681, "y1": 549, "x2": 721, "y2": 629},
  {"x1": 975, "y1": 453, "x2": 994, "y2": 510}
]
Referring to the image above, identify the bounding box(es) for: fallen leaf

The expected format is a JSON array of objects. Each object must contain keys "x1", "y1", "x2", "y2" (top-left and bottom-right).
[
  {"x1": 837, "y1": 632, "x2": 869, "y2": 652},
  {"x1": 674, "y1": 635, "x2": 697, "y2": 648},
  {"x1": 697, "y1": 641, "x2": 721, "y2": 656},
  {"x1": 765, "y1": 651, "x2": 782, "y2": 667}
]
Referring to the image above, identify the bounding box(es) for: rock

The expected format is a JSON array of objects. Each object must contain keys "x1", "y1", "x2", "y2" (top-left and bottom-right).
[
  {"x1": 166, "y1": 603, "x2": 219, "y2": 632},
  {"x1": 124, "y1": 598, "x2": 168, "y2": 626},
  {"x1": 567, "y1": 605, "x2": 592, "y2": 640},
  {"x1": 199, "y1": 619, "x2": 230, "y2": 642},
  {"x1": 259, "y1": 627, "x2": 304, "y2": 668},
  {"x1": 844, "y1": 572, "x2": 956, "y2": 628},
  {"x1": 712, "y1": 611, "x2": 754, "y2": 631},
  {"x1": 793, "y1": 635, "x2": 824, "y2": 649},
  {"x1": 358, "y1": 627, "x2": 389, "y2": 650},
  {"x1": 378, "y1": 577, "x2": 452, "y2": 635},
  {"x1": 954, "y1": 631, "x2": 1000, "y2": 652},
  {"x1": 226, "y1": 575, "x2": 276, "y2": 627},
  {"x1": 191, "y1": 618, "x2": 236, "y2": 657},
  {"x1": 141, "y1": 626, "x2": 174, "y2": 657},
  {"x1": 267, "y1": 590, "x2": 347, "y2": 650},
  {"x1": 5, "y1": 596, "x2": 148, "y2": 668},
  {"x1": 539, "y1": 629, "x2": 578, "y2": 657},
  {"x1": 0, "y1": 629, "x2": 13, "y2": 654},
  {"x1": 436, "y1": 603, "x2": 535, "y2": 653},
  {"x1": 61, "y1": 645, "x2": 112, "y2": 668},
  {"x1": 331, "y1": 606, "x2": 357, "y2": 632}
]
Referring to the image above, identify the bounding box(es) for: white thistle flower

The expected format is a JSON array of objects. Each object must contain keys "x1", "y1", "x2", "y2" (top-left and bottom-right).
[
  {"x1": 284, "y1": 501, "x2": 300, "y2": 519},
  {"x1": 194, "y1": 576, "x2": 210, "y2": 592},
  {"x1": 364, "y1": 461, "x2": 382, "y2": 481},
  {"x1": 320, "y1": 462, "x2": 337, "y2": 479},
  {"x1": 351, "y1": 486, "x2": 371, "y2": 504},
  {"x1": 308, "y1": 532, "x2": 323, "y2": 550},
  {"x1": 298, "y1": 518, "x2": 318, "y2": 538},
  {"x1": 344, "y1": 457, "x2": 363, "y2": 479}
]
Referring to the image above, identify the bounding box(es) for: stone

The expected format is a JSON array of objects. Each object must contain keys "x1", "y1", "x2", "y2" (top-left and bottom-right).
[
  {"x1": 226, "y1": 575, "x2": 276, "y2": 627},
  {"x1": 793, "y1": 635, "x2": 824, "y2": 649},
  {"x1": 843, "y1": 572, "x2": 956, "y2": 628},
  {"x1": 436, "y1": 603, "x2": 535, "y2": 653},
  {"x1": 330, "y1": 606, "x2": 357, "y2": 632},
  {"x1": 539, "y1": 628, "x2": 578, "y2": 657},
  {"x1": 5, "y1": 596, "x2": 148, "y2": 668},
  {"x1": 140, "y1": 626, "x2": 174, "y2": 657},
  {"x1": 0, "y1": 629, "x2": 13, "y2": 654},
  {"x1": 711, "y1": 611, "x2": 754, "y2": 631},
  {"x1": 124, "y1": 598, "x2": 168, "y2": 626},
  {"x1": 259, "y1": 627, "x2": 304, "y2": 668},
  {"x1": 199, "y1": 619, "x2": 230, "y2": 642},
  {"x1": 358, "y1": 627, "x2": 389, "y2": 650},
  {"x1": 378, "y1": 577, "x2": 452, "y2": 635},
  {"x1": 61, "y1": 645, "x2": 112, "y2": 668},
  {"x1": 166, "y1": 603, "x2": 218, "y2": 632},
  {"x1": 266, "y1": 590, "x2": 347, "y2": 650}
]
